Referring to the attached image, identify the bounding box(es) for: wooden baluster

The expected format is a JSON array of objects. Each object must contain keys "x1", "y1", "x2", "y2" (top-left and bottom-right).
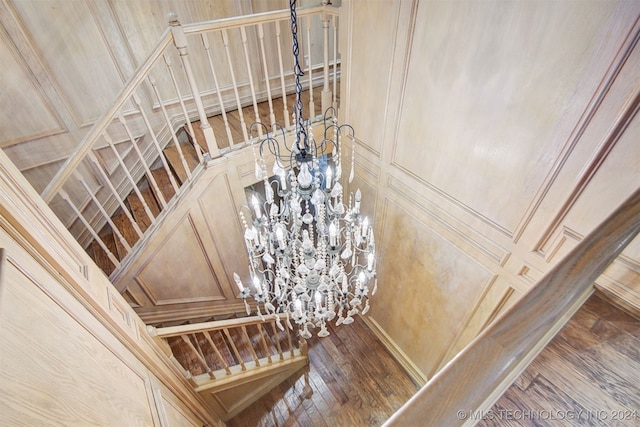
[
  {"x1": 321, "y1": 11, "x2": 331, "y2": 113},
  {"x1": 180, "y1": 334, "x2": 215, "y2": 379},
  {"x1": 118, "y1": 114, "x2": 167, "y2": 209},
  {"x1": 168, "y1": 14, "x2": 219, "y2": 158},
  {"x1": 87, "y1": 152, "x2": 143, "y2": 239},
  {"x1": 73, "y1": 171, "x2": 131, "y2": 254},
  {"x1": 148, "y1": 76, "x2": 192, "y2": 181},
  {"x1": 255, "y1": 323, "x2": 273, "y2": 364},
  {"x1": 193, "y1": 333, "x2": 216, "y2": 379},
  {"x1": 222, "y1": 327, "x2": 246, "y2": 371},
  {"x1": 270, "y1": 321, "x2": 284, "y2": 361},
  {"x1": 332, "y1": 15, "x2": 338, "y2": 109},
  {"x1": 299, "y1": 336, "x2": 308, "y2": 357},
  {"x1": 239, "y1": 26, "x2": 262, "y2": 134},
  {"x1": 275, "y1": 20, "x2": 290, "y2": 128},
  {"x1": 201, "y1": 33, "x2": 234, "y2": 148},
  {"x1": 240, "y1": 325, "x2": 261, "y2": 367},
  {"x1": 147, "y1": 326, "x2": 196, "y2": 385},
  {"x1": 131, "y1": 94, "x2": 180, "y2": 196},
  {"x1": 257, "y1": 23, "x2": 276, "y2": 127},
  {"x1": 103, "y1": 132, "x2": 155, "y2": 222},
  {"x1": 285, "y1": 323, "x2": 295, "y2": 357},
  {"x1": 59, "y1": 189, "x2": 120, "y2": 269},
  {"x1": 305, "y1": 16, "x2": 315, "y2": 118},
  {"x1": 161, "y1": 54, "x2": 203, "y2": 162},
  {"x1": 221, "y1": 29, "x2": 250, "y2": 142},
  {"x1": 203, "y1": 330, "x2": 232, "y2": 375}
]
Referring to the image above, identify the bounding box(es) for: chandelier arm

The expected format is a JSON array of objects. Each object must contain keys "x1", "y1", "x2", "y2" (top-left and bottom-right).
[
  {"x1": 323, "y1": 106, "x2": 338, "y2": 124},
  {"x1": 337, "y1": 123, "x2": 355, "y2": 136},
  {"x1": 249, "y1": 121, "x2": 270, "y2": 141}
]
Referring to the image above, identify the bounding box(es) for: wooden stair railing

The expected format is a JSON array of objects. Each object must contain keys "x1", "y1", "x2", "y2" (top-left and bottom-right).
[
  {"x1": 89, "y1": 136, "x2": 199, "y2": 275},
  {"x1": 148, "y1": 314, "x2": 308, "y2": 394},
  {"x1": 384, "y1": 188, "x2": 640, "y2": 426},
  {"x1": 37, "y1": 5, "x2": 340, "y2": 280}
]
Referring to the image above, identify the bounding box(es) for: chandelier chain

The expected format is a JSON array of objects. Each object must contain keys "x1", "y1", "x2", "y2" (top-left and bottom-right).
[{"x1": 289, "y1": 0, "x2": 308, "y2": 153}]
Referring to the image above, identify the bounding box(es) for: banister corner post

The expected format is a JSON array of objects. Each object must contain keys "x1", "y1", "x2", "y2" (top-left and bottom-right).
[
  {"x1": 321, "y1": 11, "x2": 332, "y2": 113},
  {"x1": 168, "y1": 13, "x2": 220, "y2": 159}
]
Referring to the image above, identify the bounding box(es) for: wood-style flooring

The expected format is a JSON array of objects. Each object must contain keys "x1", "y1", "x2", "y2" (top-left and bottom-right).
[
  {"x1": 478, "y1": 292, "x2": 640, "y2": 427},
  {"x1": 226, "y1": 316, "x2": 420, "y2": 427}
]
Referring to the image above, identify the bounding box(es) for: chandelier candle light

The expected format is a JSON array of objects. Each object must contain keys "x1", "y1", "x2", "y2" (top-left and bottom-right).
[{"x1": 233, "y1": 0, "x2": 376, "y2": 339}]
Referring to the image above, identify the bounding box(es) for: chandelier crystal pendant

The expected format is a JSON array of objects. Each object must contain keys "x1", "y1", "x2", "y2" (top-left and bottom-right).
[{"x1": 233, "y1": 0, "x2": 376, "y2": 339}]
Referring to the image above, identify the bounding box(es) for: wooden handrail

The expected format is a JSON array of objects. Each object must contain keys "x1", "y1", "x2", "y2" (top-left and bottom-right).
[
  {"x1": 40, "y1": 29, "x2": 173, "y2": 203},
  {"x1": 384, "y1": 188, "x2": 640, "y2": 426},
  {"x1": 152, "y1": 313, "x2": 289, "y2": 338},
  {"x1": 182, "y1": 5, "x2": 338, "y2": 35}
]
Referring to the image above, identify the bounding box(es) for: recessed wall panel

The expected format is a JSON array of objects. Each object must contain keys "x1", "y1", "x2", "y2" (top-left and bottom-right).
[
  {"x1": 370, "y1": 199, "x2": 492, "y2": 376},
  {"x1": 392, "y1": 0, "x2": 619, "y2": 233},
  {"x1": 0, "y1": 33, "x2": 62, "y2": 145},
  {"x1": 10, "y1": 0, "x2": 124, "y2": 124}
]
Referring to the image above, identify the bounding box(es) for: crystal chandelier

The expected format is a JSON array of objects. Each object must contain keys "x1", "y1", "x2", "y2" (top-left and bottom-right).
[{"x1": 233, "y1": 0, "x2": 376, "y2": 339}]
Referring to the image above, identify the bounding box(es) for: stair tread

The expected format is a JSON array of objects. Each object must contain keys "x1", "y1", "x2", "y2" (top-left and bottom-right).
[
  {"x1": 127, "y1": 187, "x2": 161, "y2": 233},
  {"x1": 151, "y1": 167, "x2": 177, "y2": 202},
  {"x1": 164, "y1": 143, "x2": 199, "y2": 184},
  {"x1": 91, "y1": 233, "x2": 118, "y2": 276},
  {"x1": 112, "y1": 213, "x2": 140, "y2": 258}
]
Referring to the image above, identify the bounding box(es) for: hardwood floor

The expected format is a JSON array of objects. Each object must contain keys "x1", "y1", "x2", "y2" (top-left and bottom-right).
[
  {"x1": 478, "y1": 292, "x2": 640, "y2": 427},
  {"x1": 226, "y1": 316, "x2": 420, "y2": 427}
]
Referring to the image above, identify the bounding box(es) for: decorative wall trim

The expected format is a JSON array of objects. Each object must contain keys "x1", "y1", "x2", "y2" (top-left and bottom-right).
[
  {"x1": 542, "y1": 226, "x2": 583, "y2": 263},
  {"x1": 480, "y1": 286, "x2": 515, "y2": 331},
  {"x1": 0, "y1": 0, "x2": 81, "y2": 128},
  {"x1": 0, "y1": 248, "x2": 6, "y2": 312},
  {"x1": 389, "y1": 161, "x2": 515, "y2": 238},
  {"x1": 517, "y1": 264, "x2": 544, "y2": 284},
  {"x1": 387, "y1": 175, "x2": 509, "y2": 266},
  {"x1": 520, "y1": 17, "x2": 640, "y2": 247},
  {"x1": 0, "y1": 128, "x2": 67, "y2": 150},
  {"x1": 0, "y1": 3, "x2": 73, "y2": 133},
  {"x1": 436, "y1": 275, "x2": 500, "y2": 373},
  {"x1": 537, "y1": 83, "x2": 640, "y2": 252},
  {"x1": 595, "y1": 281, "x2": 640, "y2": 319},
  {"x1": 347, "y1": 138, "x2": 381, "y2": 182}
]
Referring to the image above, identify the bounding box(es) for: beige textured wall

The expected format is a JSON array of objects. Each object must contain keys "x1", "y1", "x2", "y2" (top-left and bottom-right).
[{"x1": 340, "y1": 0, "x2": 640, "y2": 380}]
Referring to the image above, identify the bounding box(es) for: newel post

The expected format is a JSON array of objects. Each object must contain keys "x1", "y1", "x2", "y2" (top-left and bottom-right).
[
  {"x1": 321, "y1": 10, "x2": 332, "y2": 114},
  {"x1": 168, "y1": 13, "x2": 220, "y2": 158}
]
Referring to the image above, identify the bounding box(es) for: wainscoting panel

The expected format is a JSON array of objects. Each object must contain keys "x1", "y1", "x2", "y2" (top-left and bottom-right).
[
  {"x1": 0, "y1": 253, "x2": 155, "y2": 426},
  {"x1": 9, "y1": 0, "x2": 125, "y2": 126},
  {"x1": 0, "y1": 32, "x2": 64, "y2": 146},
  {"x1": 115, "y1": 163, "x2": 250, "y2": 323},
  {"x1": 390, "y1": 0, "x2": 623, "y2": 236},
  {"x1": 340, "y1": 0, "x2": 640, "y2": 380},
  {"x1": 135, "y1": 212, "x2": 226, "y2": 306},
  {"x1": 370, "y1": 198, "x2": 494, "y2": 377}
]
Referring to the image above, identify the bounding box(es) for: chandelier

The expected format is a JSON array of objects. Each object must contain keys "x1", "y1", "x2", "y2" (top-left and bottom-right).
[{"x1": 233, "y1": 0, "x2": 376, "y2": 339}]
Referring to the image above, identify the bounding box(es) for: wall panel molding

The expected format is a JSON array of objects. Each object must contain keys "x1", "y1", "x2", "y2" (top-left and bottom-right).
[
  {"x1": 134, "y1": 211, "x2": 226, "y2": 306},
  {"x1": 519, "y1": 14, "x2": 640, "y2": 246},
  {"x1": 0, "y1": 0, "x2": 79, "y2": 128},
  {"x1": 534, "y1": 78, "x2": 640, "y2": 253},
  {"x1": 386, "y1": 175, "x2": 510, "y2": 267}
]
